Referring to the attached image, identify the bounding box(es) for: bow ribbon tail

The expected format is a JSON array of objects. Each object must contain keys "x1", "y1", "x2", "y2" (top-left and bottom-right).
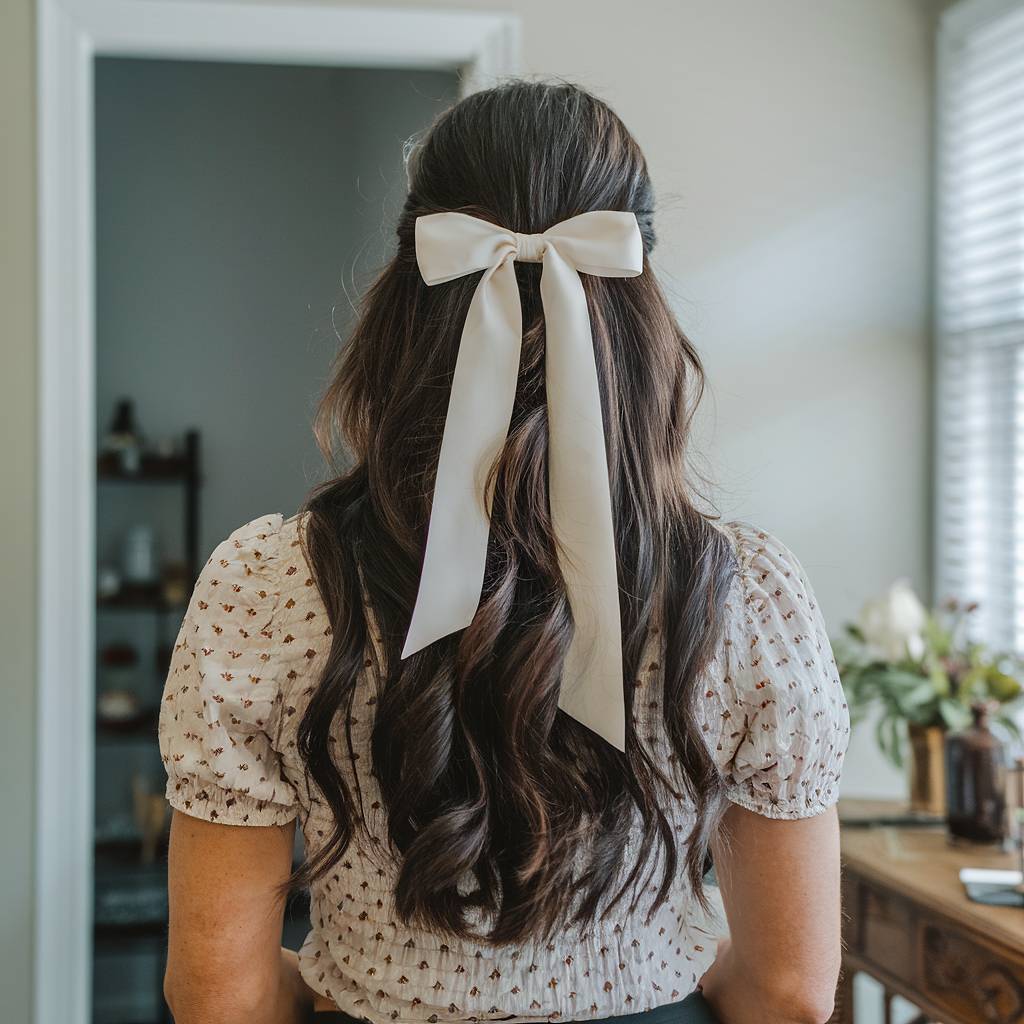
[
  {"x1": 401, "y1": 257, "x2": 523, "y2": 658},
  {"x1": 541, "y1": 247, "x2": 627, "y2": 752}
]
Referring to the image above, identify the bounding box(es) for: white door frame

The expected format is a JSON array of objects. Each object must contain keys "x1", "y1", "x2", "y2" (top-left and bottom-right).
[{"x1": 35, "y1": 3, "x2": 519, "y2": 1021}]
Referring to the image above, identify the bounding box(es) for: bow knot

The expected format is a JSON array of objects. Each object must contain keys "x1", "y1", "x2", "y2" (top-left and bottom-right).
[
  {"x1": 514, "y1": 232, "x2": 547, "y2": 263},
  {"x1": 402, "y1": 210, "x2": 644, "y2": 751}
]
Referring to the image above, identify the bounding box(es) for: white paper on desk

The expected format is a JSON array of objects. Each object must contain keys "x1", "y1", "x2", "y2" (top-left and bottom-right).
[{"x1": 960, "y1": 867, "x2": 1023, "y2": 886}]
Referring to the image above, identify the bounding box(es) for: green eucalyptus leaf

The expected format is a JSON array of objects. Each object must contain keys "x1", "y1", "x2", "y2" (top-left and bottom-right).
[
  {"x1": 901, "y1": 680, "x2": 942, "y2": 715},
  {"x1": 889, "y1": 716, "x2": 905, "y2": 769},
  {"x1": 960, "y1": 665, "x2": 987, "y2": 698},
  {"x1": 874, "y1": 714, "x2": 890, "y2": 763},
  {"x1": 938, "y1": 698, "x2": 970, "y2": 731},
  {"x1": 986, "y1": 669, "x2": 1022, "y2": 703},
  {"x1": 886, "y1": 669, "x2": 932, "y2": 687},
  {"x1": 927, "y1": 662, "x2": 952, "y2": 698}
]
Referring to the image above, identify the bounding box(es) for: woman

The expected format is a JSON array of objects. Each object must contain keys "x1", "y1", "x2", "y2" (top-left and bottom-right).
[{"x1": 159, "y1": 81, "x2": 850, "y2": 1024}]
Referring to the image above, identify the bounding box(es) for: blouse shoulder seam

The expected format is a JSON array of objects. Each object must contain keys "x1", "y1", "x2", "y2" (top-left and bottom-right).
[
  {"x1": 226, "y1": 510, "x2": 286, "y2": 546},
  {"x1": 720, "y1": 519, "x2": 767, "y2": 604}
]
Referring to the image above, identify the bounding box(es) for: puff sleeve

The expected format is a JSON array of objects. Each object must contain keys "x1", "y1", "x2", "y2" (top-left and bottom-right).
[
  {"x1": 701, "y1": 521, "x2": 851, "y2": 819},
  {"x1": 158, "y1": 512, "x2": 298, "y2": 826}
]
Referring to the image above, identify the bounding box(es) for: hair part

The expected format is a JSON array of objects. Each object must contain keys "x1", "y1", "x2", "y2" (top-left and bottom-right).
[{"x1": 291, "y1": 80, "x2": 737, "y2": 944}]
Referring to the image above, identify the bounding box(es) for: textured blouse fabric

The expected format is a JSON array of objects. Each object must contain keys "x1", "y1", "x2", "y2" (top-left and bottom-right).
[{"x1": 159, "y1": 512, "x2": 850, "y2": 1024}]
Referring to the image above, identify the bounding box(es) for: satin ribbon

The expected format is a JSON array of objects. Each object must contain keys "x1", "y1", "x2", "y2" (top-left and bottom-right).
[{"x1": 400, "y1": 210, "x2": 644, "y2": 751}]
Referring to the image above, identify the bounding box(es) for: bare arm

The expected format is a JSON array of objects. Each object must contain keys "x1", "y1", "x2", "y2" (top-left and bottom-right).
[
  {"x1": 699, "y1": 803, "x2": 842, "y2": 1024},
  {"x1": 164, "y1": 810, "x2": 316, "y2": 1024}
]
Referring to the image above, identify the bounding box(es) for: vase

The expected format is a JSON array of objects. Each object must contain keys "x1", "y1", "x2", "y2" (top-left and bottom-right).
[
  {"x1": 945, "y1": 700, "x2": 1008, "y2": 844},
  {"x1": 908, "y1": 722, "x2": 946, "y2": 816}
]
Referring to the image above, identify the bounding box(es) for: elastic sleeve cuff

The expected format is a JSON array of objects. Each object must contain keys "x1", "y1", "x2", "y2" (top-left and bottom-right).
[
  {"x1": 166, "y1": 774, "x2": 298, "y2": 827},
  {"x1": 725, "y1": 782, "x2": 840, "y2": 821}
]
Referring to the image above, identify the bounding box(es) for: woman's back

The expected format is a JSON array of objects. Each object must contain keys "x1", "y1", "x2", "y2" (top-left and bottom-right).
[{"x1": 160, "y1": 510, "x2": 848, "y2": 1022}]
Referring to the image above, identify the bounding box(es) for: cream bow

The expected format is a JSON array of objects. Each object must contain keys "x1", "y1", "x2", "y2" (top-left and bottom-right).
[{"x1": 401, "y1": 210, "x2": 644, "y2": 751}]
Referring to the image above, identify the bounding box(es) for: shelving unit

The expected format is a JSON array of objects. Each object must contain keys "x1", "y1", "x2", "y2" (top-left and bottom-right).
[
  {"x1": 96, "y1": 429, "x2": 201, "y2": 591},
  {"x1": 94, "y1": 428, "x2": 201, "y2": 1024},
  {"x1": 96, "y1": 708, "x2": 161, "y2": 742}
]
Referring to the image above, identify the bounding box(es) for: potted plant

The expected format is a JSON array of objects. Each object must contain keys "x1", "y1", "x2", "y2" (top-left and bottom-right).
[{"x1": 834, "y1": 581, "x2": 1023, "y2": 816}]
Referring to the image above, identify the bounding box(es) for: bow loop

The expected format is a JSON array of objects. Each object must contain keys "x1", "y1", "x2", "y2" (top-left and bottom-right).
[
  {"x1": 414, "y1": 212, "x2": 514, "y2": 285},
  {"x1": 403, "y1": 209, "x2": 644, "y2": 751},
  {"x1": 542, "y1": 211, "x2": 644, "y2": 278}
]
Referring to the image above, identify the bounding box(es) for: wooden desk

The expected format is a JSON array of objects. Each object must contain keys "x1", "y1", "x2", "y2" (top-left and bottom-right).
[{"x1": 834, "y1": 800, "x2": 1024, "y2": 1024}]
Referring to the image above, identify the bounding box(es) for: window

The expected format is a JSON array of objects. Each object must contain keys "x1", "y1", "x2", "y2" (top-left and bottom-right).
[{"x1": 936, "y1": 0, "x2": 1024, "y2": 655}]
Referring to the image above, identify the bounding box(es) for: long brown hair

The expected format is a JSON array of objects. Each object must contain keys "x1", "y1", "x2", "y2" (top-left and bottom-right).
[{"x1": 293, "y1": 81, "x2": 737, "y2": 944}]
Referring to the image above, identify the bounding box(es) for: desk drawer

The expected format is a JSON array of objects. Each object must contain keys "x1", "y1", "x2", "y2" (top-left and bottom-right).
[
  {"x1": 916, "y1": 916, "x2": 1024, "y2": 1023},
  {"x1": 848, "y1": 876, "x2": 915, "y2": 982}
]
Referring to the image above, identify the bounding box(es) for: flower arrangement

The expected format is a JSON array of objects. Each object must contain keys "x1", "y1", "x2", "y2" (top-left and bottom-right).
[{"x1": 834, "y1": 580, "x2": 1024, "y2": 768}]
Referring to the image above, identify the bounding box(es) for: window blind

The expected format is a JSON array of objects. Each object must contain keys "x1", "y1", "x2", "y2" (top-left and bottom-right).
[{"x1": 936, "y1": 0, "x2": 1024, "y2": 656}]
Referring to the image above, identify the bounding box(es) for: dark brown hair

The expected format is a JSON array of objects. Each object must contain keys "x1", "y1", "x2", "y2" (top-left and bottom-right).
[{"x1": 293, "y1": 80, "x2": 737, "y2": 944}]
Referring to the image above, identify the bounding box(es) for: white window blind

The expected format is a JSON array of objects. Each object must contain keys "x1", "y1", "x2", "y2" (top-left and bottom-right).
[{"x1": 936, "y1": 0, "x2": 1024, "y2": 656}]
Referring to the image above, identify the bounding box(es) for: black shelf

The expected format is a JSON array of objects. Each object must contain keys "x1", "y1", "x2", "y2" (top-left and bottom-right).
[
  {"x1": 94, "y1": 919, "x2": 168, "y2": 943},
  {"x1": 96, "y1": 708, "x2": 160, "y2": 741},
  {"x1": 97, "y1": 428, "x2": 201, "y2": 591},
  {"x1": 95, "y1": 837, "x2": 168, "y2": 861},
  {"x1": 97, "y1": 581, "x2": 186, "y2": 613},
  {"x1": 92, "y1": 427, "x2": 201, "y2": 1024},
  {"x1": 97, "y1": 454, "x2": 191, "y2": 481}
]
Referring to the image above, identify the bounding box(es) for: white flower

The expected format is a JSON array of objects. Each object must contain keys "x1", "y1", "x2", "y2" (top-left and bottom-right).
[{"x1": 858, "y1": 579, "x2": 928, "y2": 664}]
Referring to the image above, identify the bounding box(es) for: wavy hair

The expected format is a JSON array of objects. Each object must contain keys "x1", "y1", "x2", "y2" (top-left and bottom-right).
[{"x1": 292, "y1": 81, "x2": 737, "y2": 944}]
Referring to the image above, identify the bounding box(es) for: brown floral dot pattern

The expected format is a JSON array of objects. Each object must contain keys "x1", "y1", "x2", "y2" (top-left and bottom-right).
[{"x1": 159, "y1": 513, "x2": 849, "y2": 1024}]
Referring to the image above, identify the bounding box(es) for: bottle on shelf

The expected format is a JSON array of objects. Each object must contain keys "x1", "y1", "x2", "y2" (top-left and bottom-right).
[
  {"x1": 103, "y1": 398, "x2": 144, "y2": 474},
  {"x1": 122, "y1": 524, "x2": 159, "y2": 585}
]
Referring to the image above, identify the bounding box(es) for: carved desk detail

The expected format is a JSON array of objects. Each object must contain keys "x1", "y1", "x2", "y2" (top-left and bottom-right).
[{"x1": 831, "y1": 802, "x2": 1024, "y2": 1024}]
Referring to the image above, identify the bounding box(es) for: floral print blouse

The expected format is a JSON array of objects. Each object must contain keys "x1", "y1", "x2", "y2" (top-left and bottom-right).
[{"x1": 159, "y1": 512, "x2": 850, "y2": 1024}]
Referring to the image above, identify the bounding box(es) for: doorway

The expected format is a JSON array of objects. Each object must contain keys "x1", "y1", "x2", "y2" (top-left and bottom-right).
[
  {"x1": 36, "y1": 4, "x2": 519, "y2": 1022},
  {"x1": 91, "y1": 57, "x2": 458, "y2": 1022}
]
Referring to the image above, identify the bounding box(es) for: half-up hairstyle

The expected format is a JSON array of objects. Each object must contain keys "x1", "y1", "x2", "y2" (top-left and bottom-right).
[{"x1": 292, "y1": 80, "x2": 737, "y2": 944}]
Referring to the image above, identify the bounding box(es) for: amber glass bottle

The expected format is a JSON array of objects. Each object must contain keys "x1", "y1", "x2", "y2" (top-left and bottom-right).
[{"x1": 945, "y1": 700, "x2": 1008, "y2": 844}]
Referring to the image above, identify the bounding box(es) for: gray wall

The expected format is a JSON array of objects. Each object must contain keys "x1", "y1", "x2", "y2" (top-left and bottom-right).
[
  {"x1": 1, "y1": 0, "x2": 37, "y2": 1021},
  {"x1": 95, "y1": 59, "x2": 458, "y2": 562}
]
